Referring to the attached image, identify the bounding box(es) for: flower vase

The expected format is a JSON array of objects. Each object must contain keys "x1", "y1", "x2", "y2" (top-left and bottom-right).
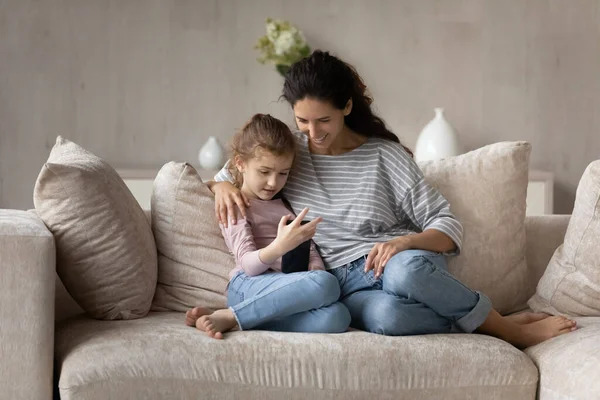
[
  {"x1": 198, "y1": 136, "x2": 225, "y2": 170},
  {"x1": 414, "y1": 108, "x2": 462, "y2": 162}
]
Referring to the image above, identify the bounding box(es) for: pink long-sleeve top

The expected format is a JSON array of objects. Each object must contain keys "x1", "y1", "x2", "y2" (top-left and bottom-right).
[{"x1": 220, "y1": 198, "x2": 325, "y2": 279}]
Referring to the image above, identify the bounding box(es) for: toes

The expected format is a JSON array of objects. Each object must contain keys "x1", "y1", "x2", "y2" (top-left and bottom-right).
[
  {"x1": 214, "y1": 331, "x2": 224, "y2": 340},
  {"x1": 207, "y1": 328, "x2": 219, "y2": 339},
  {"x1": 185, "y1": 307, "x2": 206, "y2": 326},
  {"x1": 184, "y1": 311, "x2": 195, "y2": 326},
  {"x1": 195, "y1": 317, "x2": 209, "y2": 332},
  {"x1": 557, "y1": 317, "x2": 576, "y2": 329}
]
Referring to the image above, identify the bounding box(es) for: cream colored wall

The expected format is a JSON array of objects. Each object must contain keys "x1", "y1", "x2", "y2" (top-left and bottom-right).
[{"x1": 1, "y1": 0, "x2": 598, "y2": 213}]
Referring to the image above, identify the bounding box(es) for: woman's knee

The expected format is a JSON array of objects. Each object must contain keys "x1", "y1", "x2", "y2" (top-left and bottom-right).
[{"x1": 384, "y1": 251, "x2": 439, "y2": 290}]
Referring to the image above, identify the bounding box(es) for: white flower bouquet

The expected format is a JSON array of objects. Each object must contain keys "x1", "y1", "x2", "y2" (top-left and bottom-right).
[{"x1": 255, "y1": 18, "x2": 311, "y2": 76}]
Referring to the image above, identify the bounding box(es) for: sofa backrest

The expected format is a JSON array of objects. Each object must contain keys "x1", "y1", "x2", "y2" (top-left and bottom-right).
[{"x1": 55, "y1": 213, "x2": 570, "y2": 321}]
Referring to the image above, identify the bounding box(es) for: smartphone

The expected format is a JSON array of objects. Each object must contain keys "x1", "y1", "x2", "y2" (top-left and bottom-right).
[{"x1": 281, "y1": 220, "x2": 311, "y2": 273}]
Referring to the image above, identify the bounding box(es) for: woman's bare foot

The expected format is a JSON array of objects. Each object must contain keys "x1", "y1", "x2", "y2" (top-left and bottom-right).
[
  {"x1": 505, "y1": 312, "x2": 550, "y2": 325},
  {"x1": 195, "y1": 309, "x2": 239, "y2": 340},
  {"x1": 506, "y1": 316, "x2": 577, "y2": 348},
  {"x1": 185, "y1": 307, "x2": 212, "y2": 327}
]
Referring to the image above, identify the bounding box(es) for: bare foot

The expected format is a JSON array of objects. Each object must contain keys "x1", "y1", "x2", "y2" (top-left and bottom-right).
[
  {"x1": 505, "y1": 312, "x2": 550, "y2": 325},
  {"x1": 506, "y1": 316, "x2": 577, "y2": 348},
  {"x1": 196, "y1": 309, "x2": 238, "y2": 340},
  {"x1": 185, "y1": 307, "x2": 212, "y2": 327}
]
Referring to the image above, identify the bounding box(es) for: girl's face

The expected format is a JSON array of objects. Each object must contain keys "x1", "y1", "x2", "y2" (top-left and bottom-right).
[
  {"x1": 293, "y1": 97, "x2": 352, "y2": 153},
  {"x1": 236, "y1": 150, "x2": 294, "y2": 201}
]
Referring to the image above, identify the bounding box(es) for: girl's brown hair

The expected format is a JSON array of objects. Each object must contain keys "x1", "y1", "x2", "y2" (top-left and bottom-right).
[{"x1": 227, "y1": 113, "x2": 296, "y2": 187}]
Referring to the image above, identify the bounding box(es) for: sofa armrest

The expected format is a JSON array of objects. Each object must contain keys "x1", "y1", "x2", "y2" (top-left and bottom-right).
[
  {"x1": 524, "y1": 215, "x2": 570, "y2": 298},
  {"x1": 0, "y1": 209, "x2": 55, "y2": 400}
]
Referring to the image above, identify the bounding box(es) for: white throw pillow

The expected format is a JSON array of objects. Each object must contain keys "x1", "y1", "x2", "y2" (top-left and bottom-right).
[
  {"x1": 151, "y1": 162, "x2": 234, "y2": 311},
  {"x1": 528, "y1": 160, "x2": 600, "y2": 316},
  {"x1": 419, "y1": 141, "x2": 531, "y2": 314},
  {"x1": 34, "y1": 136, "x2": 157, "y2": 320}
]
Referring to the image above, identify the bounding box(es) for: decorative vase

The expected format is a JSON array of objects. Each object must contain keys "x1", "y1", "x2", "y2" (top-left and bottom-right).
[
  {"x1": 414, "y1": 108, "x2": 462, "y2": 162},
  {"x1": 198, "y1": 136, "x2": 225, "y2": 170}
]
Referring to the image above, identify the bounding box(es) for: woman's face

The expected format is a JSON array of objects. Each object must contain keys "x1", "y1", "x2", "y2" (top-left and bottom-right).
[{"x1": 293, "y1": 97, "x2": 351, "y2": 152}]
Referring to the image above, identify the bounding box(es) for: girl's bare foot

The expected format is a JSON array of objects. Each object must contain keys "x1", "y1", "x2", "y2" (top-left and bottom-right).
[
  {"x1": 185, "y1": 307, "x2": 212, "y2": 327},
  {"x1": 196, "y1": 309, "x2": 238, "y2": 340},
  {"x1": 506, "y1": 316, "x2": 577, "y2": 348},
  {"x1": 505, "y1": 312, "x2": 550, "y2": 325}
]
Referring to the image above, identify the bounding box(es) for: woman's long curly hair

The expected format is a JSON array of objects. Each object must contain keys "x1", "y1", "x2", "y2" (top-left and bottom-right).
[{"x1": 282, "y1": 50, "x2": 412, "y2": 156}]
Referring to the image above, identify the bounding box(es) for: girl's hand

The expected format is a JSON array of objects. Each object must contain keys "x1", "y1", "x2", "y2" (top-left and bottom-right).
[
  {"x1": 212, "y1": 182, "x2": 251, "y2": 227},
  {"x1": 365, "y1": 237, "x2": 413, "y2": 279},
  {"x1": 274, "y1": 208, "x2": 322, "y2": 255}
]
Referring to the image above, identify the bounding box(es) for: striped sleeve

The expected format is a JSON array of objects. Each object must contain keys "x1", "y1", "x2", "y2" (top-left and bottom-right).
[
  {"x1": 213, "y1": 160, "x2": 234, "y2": 182},
  {"x1": 399, "y1": 177, "x2": 463, "y2": 254}
]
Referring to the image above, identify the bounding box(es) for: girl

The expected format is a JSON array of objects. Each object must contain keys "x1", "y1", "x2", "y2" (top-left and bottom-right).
[
  {"x1": 208, "y1": 51, "x2": 576, "y2": 348},
  {"x1": 185, "y1": 113, "x2": 351, "y2": 339}
]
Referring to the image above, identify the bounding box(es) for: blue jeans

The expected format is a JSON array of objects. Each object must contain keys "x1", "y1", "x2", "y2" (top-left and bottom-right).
[
  {"x1": 328, "y1": 250, "x2": 492, "y2": 336},
  {"x1": 227, "y1": 269, "x2": 351, "y2": 333}
]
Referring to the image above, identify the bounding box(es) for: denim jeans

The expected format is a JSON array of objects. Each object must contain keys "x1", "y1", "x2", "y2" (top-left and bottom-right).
[
  {"x1": 227, "y1": 269, "x2": 351, "y2": 333},
  {"x1": 328, "y1": 249, "x2": 492, "y2": 336}
]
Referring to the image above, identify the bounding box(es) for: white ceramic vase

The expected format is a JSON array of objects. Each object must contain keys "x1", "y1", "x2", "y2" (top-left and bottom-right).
[
  {"x1": 198, "y1": 136, "x2": 225, "y2": 170},
  {"x1": 414, "y1": 108, "x2": 462, "y2": 162}
]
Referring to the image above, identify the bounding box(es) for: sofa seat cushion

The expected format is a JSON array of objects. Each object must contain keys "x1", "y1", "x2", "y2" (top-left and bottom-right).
[
  {"x1": 55, "y1": 312, "x2": 538, "y2": 400},
  {"x1": 525, "y1": 318, "x2": 600, "y2": 400}
]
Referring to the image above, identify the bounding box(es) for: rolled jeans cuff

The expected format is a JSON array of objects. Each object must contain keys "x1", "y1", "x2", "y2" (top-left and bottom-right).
[{"x1": 456, "y1": 291, "x2": 492, "y2": 333}]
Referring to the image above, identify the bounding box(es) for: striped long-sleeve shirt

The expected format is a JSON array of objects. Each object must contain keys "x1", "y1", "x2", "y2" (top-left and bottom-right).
[{"x1": 215, "y1": 131, "x2": 463, "y2": 270}]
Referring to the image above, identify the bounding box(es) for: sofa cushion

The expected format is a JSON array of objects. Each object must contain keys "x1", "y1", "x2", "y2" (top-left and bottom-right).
[
  {"x1": 525, "y1": 318, "x2": 600, "y2": 400},
  {"x1": 34, "y1": 136, "x2": 157, "y2": 320},
  {"x1": 419, "y1": 141, "x2": 531, "y2": 314},
  {"x1": 55, "y1": 312, "x2": 538, "y2": 400},
  {"x1": 151, "y1": 162, "x2": 233, "y2": 312},
  {"x1": 528, "y1": 160, "x2": 600, "y2": 316}
]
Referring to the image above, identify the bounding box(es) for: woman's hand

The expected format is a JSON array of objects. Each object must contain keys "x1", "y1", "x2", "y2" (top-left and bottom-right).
[
  {"x1": 274, "y1": 208, "x2": 323, "y2": 255},
  {"x1": 365, "y1": 236, "x2": 413, "y2": 279},
  {"x1": 211, "y1": 181, "x2": 250, "y2": 227}
]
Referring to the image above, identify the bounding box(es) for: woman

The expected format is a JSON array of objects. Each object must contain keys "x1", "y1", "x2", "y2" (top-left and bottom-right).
[{"x1": 208, "y1": 50, "x2": 575, "y2": 348}]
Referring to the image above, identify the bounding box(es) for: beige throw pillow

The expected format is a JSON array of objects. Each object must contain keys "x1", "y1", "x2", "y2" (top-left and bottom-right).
[
  {"x1": 419, "y1": 141, "x2": 531, "y2": 314},
  {"x1": 151, "y1": 162, "x2": 234, "y2": 312},
  {"x1": 33, "y1": 136, "x2": 157, "y2": 320},
  {"x1": 528, "y1": 160, "x2": 600, "y2": 316}
]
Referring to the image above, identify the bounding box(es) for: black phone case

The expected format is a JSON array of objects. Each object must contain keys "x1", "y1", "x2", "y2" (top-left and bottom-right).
[{"x1": 281, "y1": 220, "x2": 311, "y2": 274}]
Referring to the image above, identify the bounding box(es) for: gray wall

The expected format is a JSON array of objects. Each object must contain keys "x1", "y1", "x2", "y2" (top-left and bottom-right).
[{"x1": 1, "y1": 0, "x2": 599, "y2": 213}]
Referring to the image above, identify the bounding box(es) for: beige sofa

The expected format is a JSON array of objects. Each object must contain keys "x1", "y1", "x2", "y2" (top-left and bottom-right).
[{"x1": 2, "y1": 209, "x2": 600, "y2": 400}]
